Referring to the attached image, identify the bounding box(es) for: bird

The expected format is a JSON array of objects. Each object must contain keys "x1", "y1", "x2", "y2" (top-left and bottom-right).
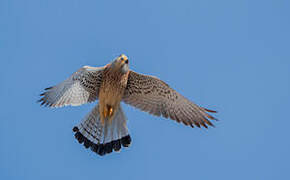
[{"x1": 38, "y1": 54, "x2": 217, "y2": 156}]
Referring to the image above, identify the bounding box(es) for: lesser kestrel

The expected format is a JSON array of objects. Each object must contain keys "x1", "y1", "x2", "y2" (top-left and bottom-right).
[{"x1": 39, "y1": 54, "x2": 217, "y2": 156}]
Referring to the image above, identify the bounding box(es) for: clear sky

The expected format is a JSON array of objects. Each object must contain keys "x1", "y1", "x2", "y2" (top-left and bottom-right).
[{"x1": 1, "y1": 0, "x2": 290, "y2": 179}]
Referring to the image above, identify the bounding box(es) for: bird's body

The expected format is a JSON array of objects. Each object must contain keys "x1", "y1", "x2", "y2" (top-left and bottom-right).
[
  {"x1": 39, "y1": 54, "x2": 217, "y2": 156},
  {"x1": 98, "y1": 63, "x2": 129, "y2": 124}
]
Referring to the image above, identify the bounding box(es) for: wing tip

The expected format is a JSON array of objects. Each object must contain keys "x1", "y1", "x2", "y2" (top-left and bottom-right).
[
  {"x1": 38, "y1": 87, "x2": 52, "y2": 107},
  {"x1": 200, "y1": 107, "x2": 219, "y2": 121},
  {"x1": 201, "y1": 107, "x2": 218, "y2": 113},
  {"x1": 44, "y1": 86, "x2": 53, "y2": 90},
  {"x1": 37, "y1": 97, "x2": 53, "y2": 107}
]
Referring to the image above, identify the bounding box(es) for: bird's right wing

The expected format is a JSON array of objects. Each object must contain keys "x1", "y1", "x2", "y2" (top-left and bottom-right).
[
  {"x1": 38, "y1": 66, "x2": 104, "y2": 108},
  {"x1": 122, "y1": 71, "x2": 217, "y2": 128}
]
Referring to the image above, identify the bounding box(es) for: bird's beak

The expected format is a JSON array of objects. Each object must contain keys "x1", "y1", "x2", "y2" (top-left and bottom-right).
[
  {"x1": 123, "y1": 59, "x2": 129, "y2": 64},
  {"x1": 119, "y1": 54, "x2": 129, "y2": 64},
  {"x1": 121, "y1": 58, "x2": 129, "y2": 64}
]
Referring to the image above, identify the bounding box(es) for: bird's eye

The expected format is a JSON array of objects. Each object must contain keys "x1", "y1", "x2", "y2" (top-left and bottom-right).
[
  {"x1": 125, "y1": 59, "x2": 129, "y2": 64},
  {"x1": 120, "y1": 57, "x2": 124, "y2": 61}
]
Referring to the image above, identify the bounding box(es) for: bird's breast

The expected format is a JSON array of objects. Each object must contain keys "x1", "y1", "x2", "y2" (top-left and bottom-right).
[{"x1": 98, "y1": 71, "x2": 128, "y2": 124}]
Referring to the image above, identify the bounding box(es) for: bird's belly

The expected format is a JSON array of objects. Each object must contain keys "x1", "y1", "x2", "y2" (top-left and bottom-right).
[
  {"x1": 98, "y1": 86, "x2": 123, "y2": 124},
  {"x1": 99, "y1": 88, "x2": 123, "y2": 106}
]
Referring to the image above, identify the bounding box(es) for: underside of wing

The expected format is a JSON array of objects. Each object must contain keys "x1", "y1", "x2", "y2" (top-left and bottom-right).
[
  {"x1": 122, "y1": 71, "x2": 217, "y2": 128},
  {"x1": 38, "y1": 66, "x2": 104, "y2": 108}
]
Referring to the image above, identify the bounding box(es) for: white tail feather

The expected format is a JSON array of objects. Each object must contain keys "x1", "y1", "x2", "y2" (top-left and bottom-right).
[{"x1": 73, "y1": 103, "x2": 131, "y2": 156}]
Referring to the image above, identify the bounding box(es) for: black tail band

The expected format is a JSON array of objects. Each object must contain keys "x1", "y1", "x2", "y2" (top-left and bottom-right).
[{"x1": 73, "y1": 126, "x2": 131, "y2": 156}]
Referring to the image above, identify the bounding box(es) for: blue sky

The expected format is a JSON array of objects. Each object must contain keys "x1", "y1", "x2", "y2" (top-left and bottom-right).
[{"x1": 1, "y1": 0, "x2": 290, "y2": 179}]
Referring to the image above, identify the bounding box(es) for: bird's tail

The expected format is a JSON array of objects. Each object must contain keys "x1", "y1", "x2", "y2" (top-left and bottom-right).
[{"x1": 73, "y1": 104, "x2": 131, "y2": 156}]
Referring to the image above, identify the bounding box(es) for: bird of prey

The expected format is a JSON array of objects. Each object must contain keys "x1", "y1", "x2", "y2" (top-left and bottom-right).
[{"x1": 39, "y1": 54, "x2": 217, "y2": 156}]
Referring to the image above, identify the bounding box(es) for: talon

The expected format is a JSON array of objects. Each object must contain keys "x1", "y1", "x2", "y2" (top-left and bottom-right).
[
  {"x1": 109, "y1": 107, "x2": 113, "y2": 116},
  {"x1": 103, "y1": 108, "x2": 108, "y2": 118}
]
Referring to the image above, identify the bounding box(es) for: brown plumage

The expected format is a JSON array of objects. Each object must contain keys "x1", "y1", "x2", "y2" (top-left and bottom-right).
[
  {"x1": 98, "y1": 62, "x2": 129, "y2": 125},
  {"x1": 39, "y1": 54, "x2": 217, "y2": 156}
]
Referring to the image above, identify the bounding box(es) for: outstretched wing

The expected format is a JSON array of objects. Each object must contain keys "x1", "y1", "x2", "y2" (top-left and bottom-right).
[
  {"x1": 122, "y1": 71, "x2": 217, "y2": 128},
  {"x1": 38, "y1": 66, "x2": 104, "y2": 108}
]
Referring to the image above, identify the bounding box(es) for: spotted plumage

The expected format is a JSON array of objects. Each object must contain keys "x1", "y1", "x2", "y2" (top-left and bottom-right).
[{"x1": 39, "y1": 54, "x2": 217, "y2": 156}]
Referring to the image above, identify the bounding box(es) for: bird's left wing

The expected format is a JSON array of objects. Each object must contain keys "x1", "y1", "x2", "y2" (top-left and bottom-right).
[
  {"x1": 38, "y1": 66, "x2": 104, "y2": 108},
  {"x1": 122, "y1": 71, "x2": 217, "y2": 128}
]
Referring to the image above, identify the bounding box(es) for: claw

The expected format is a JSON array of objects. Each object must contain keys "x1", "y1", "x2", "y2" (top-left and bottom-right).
[{"x1": 109, "y1": 107, "x2": 113, "y2": 116}]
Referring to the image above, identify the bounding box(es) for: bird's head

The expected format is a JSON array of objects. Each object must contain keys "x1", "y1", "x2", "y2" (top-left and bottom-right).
[{"x1": 111, "y1": 54, "x2": 129, "y2": 74}]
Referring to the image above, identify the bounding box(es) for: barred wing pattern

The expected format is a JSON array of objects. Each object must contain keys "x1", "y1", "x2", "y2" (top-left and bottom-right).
[
  {"x1": 122, "y1": 71, "x2": 217, "y2": 128},
  {"x1": 39, "y1": 66, "x2": 104, "y2": 107}
]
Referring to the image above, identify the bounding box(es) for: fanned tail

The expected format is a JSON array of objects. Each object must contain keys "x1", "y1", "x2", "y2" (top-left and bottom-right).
[{"x1": 73, "y1": 104, "x2": 131, "y2": 156}]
